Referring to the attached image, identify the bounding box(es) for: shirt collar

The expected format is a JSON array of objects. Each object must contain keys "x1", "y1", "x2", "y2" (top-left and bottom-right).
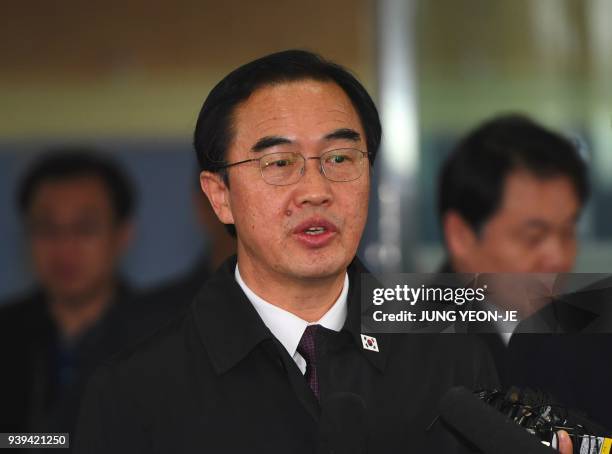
[
  {"x1": 235, "y1": 265, "x2": 348, "y2": 358},
  {"x1": 192, "y1": 255, "x2": 389, "y2": 375}
]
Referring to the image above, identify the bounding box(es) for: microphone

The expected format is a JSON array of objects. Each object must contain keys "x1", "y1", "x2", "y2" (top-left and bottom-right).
[
  {"x1": 438, "y1": 386, "x2": 554, "y2": 454},
  {"x1": 317, "y1": 392, "x2": 367, "y2": 454},
  {"x1": 475, "y1": 387, "x2": 612, "y2": 454}
]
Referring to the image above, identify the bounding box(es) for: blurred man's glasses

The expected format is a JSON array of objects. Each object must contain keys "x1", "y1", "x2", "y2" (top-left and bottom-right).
[{"x1": 218, "y1": 148, "x2": 369, "y2": 186}]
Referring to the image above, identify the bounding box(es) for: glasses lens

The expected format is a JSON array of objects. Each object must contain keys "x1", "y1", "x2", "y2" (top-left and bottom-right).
[
  {"x1": 321, "y1": 148, "x2": 364, "y2": 182},
  {"x1": 260, "y1": 152, "x2": 303, "y2": 185}
]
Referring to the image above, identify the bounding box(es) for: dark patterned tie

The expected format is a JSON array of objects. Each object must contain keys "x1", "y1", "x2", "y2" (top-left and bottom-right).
[{"x1": 297, "y1": 324, "x2": 319, "y2": 399}]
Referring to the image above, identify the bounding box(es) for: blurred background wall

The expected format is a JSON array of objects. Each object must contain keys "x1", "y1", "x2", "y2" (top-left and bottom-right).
[{"x1": 1, "y1": 0, "x2": 611, "y2": 300}]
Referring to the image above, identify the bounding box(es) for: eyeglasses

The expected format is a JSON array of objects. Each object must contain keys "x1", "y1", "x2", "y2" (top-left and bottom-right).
[{"x1": 218, "y1": 148, "x2": 369, "y2": 186}]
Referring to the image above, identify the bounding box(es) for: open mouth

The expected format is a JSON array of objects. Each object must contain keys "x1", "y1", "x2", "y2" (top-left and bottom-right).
[
  {"x1": 304, "y1": 226, "x2": 327, "y2": 235},
  {"x1": 293, "y1": 218, "x2": 338, "y2": 235},
  {"x1": 292, "y1": 218, "x2": 338, "y2": 248}
]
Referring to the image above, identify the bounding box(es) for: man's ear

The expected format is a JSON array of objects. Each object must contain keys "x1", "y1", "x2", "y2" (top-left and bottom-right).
[
  {"x1": 199, "y1": 171, "x2": 235, "y2": 225},
  {"x1": 443, "y1": 211, "x2": 478, "y2": 263}
]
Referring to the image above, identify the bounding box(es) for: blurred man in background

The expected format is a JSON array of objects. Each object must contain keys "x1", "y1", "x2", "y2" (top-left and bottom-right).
[
  {"x1": 437, "y1": 114, "x2": 589, "y2": 348},
  {"x1": 438, "y1": 114, "x2": 589, "y2": 277},
  {"x1": 436, "y1": 115, "x2": 612, "y2": 432},
  {"x1": 437, "y1": 114, "x2": 589, "y2": 340},
  {"x1": 436, "y1": 114, "x2": 588, "y2": 383},
  {"x1": 0, "y1": 149, "x2": 134, "y2": 440}
]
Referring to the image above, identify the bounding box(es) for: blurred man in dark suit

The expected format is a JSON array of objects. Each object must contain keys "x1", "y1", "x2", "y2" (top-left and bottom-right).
[
  {"x1": 437, "y1": 115, "x2": 612, "y2": 431},
  {"x1": 437, "y1": 115, "x2": 589, "y2": 364},
  {"x1": 438, "y1": 114, "x2": 588, "y2": 277},
  {"x1": 0, "y1": 149, "x2": 135, "y2": 442}
]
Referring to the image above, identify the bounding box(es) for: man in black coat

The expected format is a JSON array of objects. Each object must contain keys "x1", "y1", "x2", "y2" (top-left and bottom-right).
[
  {"x1": 437, "y1": 115, "x2": 612, "y2": 432},
  {"x1": 75, "y1": 51, "x2": 573, "y2": 453},
  {"x1": 436, "y1": 114, "x2": 589, "y2": 380},
  {"x1": 0, "y1": 150, "x2": 135, "y2": 444}
]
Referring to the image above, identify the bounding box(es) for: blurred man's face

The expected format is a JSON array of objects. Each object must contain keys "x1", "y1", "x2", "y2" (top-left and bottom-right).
[
  {"x1": 26, "y1": 176, "x2": 131, "y2": 304},
  {"x1": 449, "y1": 170, "x2": 580, "y2": 273},
  {"x1": 204, "y1": 80, "x2": 370, "y2": 282}
]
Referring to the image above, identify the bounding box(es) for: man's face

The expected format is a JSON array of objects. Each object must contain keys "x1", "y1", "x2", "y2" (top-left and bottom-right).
[
  {"x1": 208, "y1": 80, "x2": 370, "y2": 282},
  {"x1": 453, "y1": 170, "x2": 580, "y2": 273},
  {"x1": 26, "y1": 176, "x2": 131, "y2": 304}
]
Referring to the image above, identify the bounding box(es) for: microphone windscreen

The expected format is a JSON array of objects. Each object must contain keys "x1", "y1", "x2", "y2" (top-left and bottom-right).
[{"x1": 439, "y1": 386, "x2": 554, "y2": 454}]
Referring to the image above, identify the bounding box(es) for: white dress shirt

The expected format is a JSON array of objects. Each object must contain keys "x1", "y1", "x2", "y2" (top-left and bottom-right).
[{"x1": 235, "y1": 265, "x2": 348, "y2": 374}]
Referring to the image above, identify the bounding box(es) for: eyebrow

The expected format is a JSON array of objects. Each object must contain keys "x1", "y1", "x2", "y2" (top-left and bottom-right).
[
  {"x1": 250, "y1": 128, "x2": 362, "y2": 153},
  {"x1": 251, "y1": 136, "x2": 293, "y2": 152},
  {"x1": 324, "y1": 128, "x2": 361, "y2": 143}
]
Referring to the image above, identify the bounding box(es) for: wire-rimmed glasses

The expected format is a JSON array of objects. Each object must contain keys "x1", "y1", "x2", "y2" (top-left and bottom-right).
[{"x1": 218, "y1": 148, "x2": 369, "y2": 186}]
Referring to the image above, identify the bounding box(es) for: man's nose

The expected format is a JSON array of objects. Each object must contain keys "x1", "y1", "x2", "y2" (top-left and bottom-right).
[{"x1": 292, "y1": 158, "x2": 333, "y2": 207}]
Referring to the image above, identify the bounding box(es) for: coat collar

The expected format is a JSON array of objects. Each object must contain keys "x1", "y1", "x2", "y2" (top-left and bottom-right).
[
  {"x1": 192, "y1": 256, "x2": 273, "y2": 375},
  {"x1": 192, "y1": 255, "x2": 389, "y2": 375}
]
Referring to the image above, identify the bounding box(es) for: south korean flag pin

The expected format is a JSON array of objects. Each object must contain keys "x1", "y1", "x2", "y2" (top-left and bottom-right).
[{"x1": 360, "y1": 334, "x2": 379, "y2": 352}]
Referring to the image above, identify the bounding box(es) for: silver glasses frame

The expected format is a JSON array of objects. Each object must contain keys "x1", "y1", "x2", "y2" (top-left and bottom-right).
[{"x1": 217, "y1": 148, "x2": 370, "y2": 186}]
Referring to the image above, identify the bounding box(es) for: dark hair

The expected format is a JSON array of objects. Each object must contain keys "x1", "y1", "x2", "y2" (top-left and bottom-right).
[
  {"x1": 18, "y1": 148, "x2": 135, "y2": 223},
  {"x1": 438, "y1": 114, "x2": 589, "y2": 233},
  {"x1": 194, "y1": 49, "x2": 381, "y2": 173}
]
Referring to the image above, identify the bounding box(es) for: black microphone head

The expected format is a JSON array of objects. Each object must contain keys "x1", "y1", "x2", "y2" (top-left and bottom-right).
[
  {"x1": 439, "y1": 386, "x2": 554, "y2": 454},
  {"x1": 318, "y1": 392, "x2": 367, "y2": 454},
  {"x1": 476, "y1": 386, "x2": 612, "y2": 450}
]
